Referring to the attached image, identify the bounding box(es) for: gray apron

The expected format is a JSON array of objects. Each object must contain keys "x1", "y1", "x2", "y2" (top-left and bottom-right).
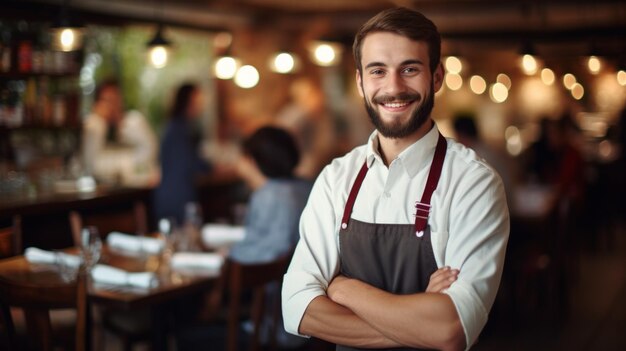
[{"x1": 337, "y1": 133, "x2": 447, "y2": 351}]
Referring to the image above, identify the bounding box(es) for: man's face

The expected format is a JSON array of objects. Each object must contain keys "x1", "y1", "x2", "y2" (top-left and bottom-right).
[
  {"x1": 356, "y1": 32, "x2": 443, "y2": 139},
  {"x1": 99, "y1": 86, "x2": 123, "y2": 124}
]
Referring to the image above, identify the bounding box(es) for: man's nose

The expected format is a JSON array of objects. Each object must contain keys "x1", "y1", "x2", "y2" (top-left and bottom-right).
[{"x1": 383, "y1": 73, "x2": 408, "y2": 96}]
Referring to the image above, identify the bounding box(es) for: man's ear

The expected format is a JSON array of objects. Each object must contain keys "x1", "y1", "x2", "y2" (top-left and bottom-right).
[
  {"x1": 355, "y1": 70, "x2": 364, "y2": 98},
  {"x1": 433, "y1": 63, "x2": 444, "y2": 93}
]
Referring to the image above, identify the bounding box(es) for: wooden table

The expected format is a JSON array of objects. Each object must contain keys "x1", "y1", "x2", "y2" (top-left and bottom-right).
[
  {"x1": 0, "y1": 246, "x2": 222, "y2": 350},
  {"x1": 0, "y1": 186, "x2": 153, "y2": 250}
]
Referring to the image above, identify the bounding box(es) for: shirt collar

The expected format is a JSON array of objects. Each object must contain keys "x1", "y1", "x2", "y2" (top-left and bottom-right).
[{"x1": 366, "y1": 122, "x2": 441, "y2": 178}]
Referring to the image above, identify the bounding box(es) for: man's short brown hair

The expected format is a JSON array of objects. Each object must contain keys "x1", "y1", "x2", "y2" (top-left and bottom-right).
[{"x1": 353, "y1": 7, "x2": 441, "y2": 74}]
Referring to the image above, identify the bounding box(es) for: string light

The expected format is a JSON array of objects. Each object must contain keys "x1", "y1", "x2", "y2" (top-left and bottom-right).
[
  {"x1": 214, "y1": 56, "x2": 240, "y2": 79},
  {"x1": 445, "y1": 56, "x2": 463, "y2": 74},
  {"x1": 496, "y1": 73, "x2": 512, "y2": 90},
  {"x1": 617, "y1": 70, "x2": 626, "y2": 86},
  {"x1": 489, "y1": 83, "x2": 508, "y2": 103},
  {"x1": 310, "y1": 42, "x2": 342, "y2": 67},
  {"x1": 521, "y1": 54, "x2": 538, "y2": 75},
  {"x1": 587, "y1": 56, "x2": 601, "y2": 75},
  {"x1": 445, "y1": 73, "x2": 463, "y2": 91},
  {"x1": 541, "y1": 68, "x2": 555, "y2": 85},
  {"x1": 270, "y1": 52, "x2": 297, "y2": 74},
  {"x1": 563, "y1": 73, "x2": 577, "y2": 90},
  {"x1": 234, "y1": 65, "x2": 260, "y2": 89},
  {"x1": 469, "y1": 75, "x2": 486, "y2": 94},
  {"x1": 571, "y1": 83, "x2": 584, "y2": 100}
]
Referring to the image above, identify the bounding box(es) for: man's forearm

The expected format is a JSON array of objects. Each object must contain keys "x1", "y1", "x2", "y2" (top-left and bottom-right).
[
  {"x1": 299, "y1": 295, "x2": 403, "y2": 349},
  {"x1": 330, "y1": 279, "x2": 466, "y2": 351}
]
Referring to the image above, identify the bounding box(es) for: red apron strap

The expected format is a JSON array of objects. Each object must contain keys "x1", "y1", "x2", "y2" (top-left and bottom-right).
[
  {"x1": 341, "y1": 162, "x2": 369, "y2": 230},
  {"x1": 414, "y1": 133, "x2": 447, "y2": 236},
  {"x1": 340, "y1": 132, "x2": 448, "y2": 233}
]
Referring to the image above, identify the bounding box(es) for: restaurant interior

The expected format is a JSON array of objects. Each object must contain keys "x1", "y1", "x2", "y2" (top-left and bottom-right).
[{"x1": 1, "y1": 0, "x2": 626, "y2": 350}]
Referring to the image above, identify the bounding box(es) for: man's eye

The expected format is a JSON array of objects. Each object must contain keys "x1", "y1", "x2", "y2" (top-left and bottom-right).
[
  {"x1": 370, "y1": 69, "x2": 385, "y2": 76},
  {"x1": 403, "y1": 67, "x2": 418, "y2": 74}
]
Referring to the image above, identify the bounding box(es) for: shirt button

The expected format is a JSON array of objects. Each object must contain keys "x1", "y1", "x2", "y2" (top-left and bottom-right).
[{"x1": 384, "y1": 192, "x2": 391, "y2": 198}]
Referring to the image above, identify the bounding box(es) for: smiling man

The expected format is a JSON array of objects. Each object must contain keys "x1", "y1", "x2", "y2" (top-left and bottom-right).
[{"x1": 282, "y1": 7, "x2": 509, "y2": 351}]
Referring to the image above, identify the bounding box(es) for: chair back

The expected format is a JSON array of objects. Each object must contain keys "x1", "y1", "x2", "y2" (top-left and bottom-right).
[
  {"x1": 69, "y1": 201, "x2": 148, "y2": 245},
  {"x1": 227, "y1": 251, "x2": 293, "y2": 351},
  {"x1": 0, "y1": 269, "x2": 90, "y2": 351},
  {"x1": 0, "y1": 216, "x2": 22, "y2": 259}
]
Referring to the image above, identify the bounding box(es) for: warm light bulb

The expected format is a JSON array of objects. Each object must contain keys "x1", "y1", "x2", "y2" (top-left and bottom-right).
[
  {"x1": 521, "y1": 54, "x2": 538, "y2": 75},
  {"x1": 571, "y1": 83, "x2": 584, "y2": 100},
  {"x1": 496, "y1": 73, "x2": 512, "y2": 90},
  {"x1": 505, "y1": 126, "x2": 522, "y2": 156},
  {"x1": 60, "y1": 29, "x2": 75, "y2": 50},
  {"x1": 469, "y1": 75, "x2": 486, "y2": 94},
  {"x1": 489, "y1": 82, "x2": 508, "y2": 103},
  {"x1": 234, "y1": 65, "x2": 259, "y2": 89},
  {"x1": 445, "y1": 56, "x2": 462, "y2": 74},
  {"x1": 445, "y1": 73, "x2": 463, "y2": 91},
  {"x1": 149, "y1": 46, "x2": 168, "y2": 69},
  {"x1": 618, "y1": 70, "x2": 626, "y2": 86},
  {"x1": 52, "y1": 27, "x2": 83, "y2": 52},
  {"x1": 214, "y1": 56, "x2": 239, "y2": 79},
  {"x1": 541, "y1": 68, "x2": 555, "y2": 85},
  {"x1": 271, "y1": 52, "x2": 296, "y2": 74},
  {"x1": 314, "y1": 44, "x2": 336, "y2": 66},
  {"x1": 587, "y1": 56, "x2": 601, "y2": 75},
  {"x1": 213, "y1": 32, "x2": 233, "y2": 50},
  {"x1": 563, "y1": 73, "x2": 577, "y2": 90}
]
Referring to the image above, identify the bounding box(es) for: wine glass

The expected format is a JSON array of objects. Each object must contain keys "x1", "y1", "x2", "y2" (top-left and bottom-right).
[
  {"x1": 80, "y1": 226, "x2": 102, "y2": 270},
  {"x1": 157, "y1": 218, "x2": 176, "y2": 274}
]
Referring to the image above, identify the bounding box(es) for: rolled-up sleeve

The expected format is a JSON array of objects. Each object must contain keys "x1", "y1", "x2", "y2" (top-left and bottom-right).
[
  {"x1": 443, "y1": 166, "x2": 510, "y2": 349},
  {"x1": 282, "y1": 166, "x2": 341, "y2": 336}
]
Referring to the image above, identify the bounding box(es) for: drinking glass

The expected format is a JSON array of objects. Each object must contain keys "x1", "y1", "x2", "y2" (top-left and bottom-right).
[
  {"x1": 157, "y1": 217, "x2": 176, "y2": 274},
  {"x1": 182, "y1": 202, "x2": 202, "y2": 251},
  {"x1": 80, "y1": 226, "x2": 102, "y2": 270},
  {"x1": 55, "y1": 251, "x2": 78, "y2": 283}
]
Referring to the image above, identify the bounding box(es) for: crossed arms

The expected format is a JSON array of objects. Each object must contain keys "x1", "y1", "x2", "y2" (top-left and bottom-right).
[
  {"x1": 299, "y1": 268, "x2": 466, "y2": 351},
  {"x1": 283, "y1": 157, "x2": 510, "y2": 351}
]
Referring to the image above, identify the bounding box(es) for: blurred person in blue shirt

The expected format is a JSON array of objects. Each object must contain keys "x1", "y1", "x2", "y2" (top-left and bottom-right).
[
  {"x1": 154, "y1": 83, "x2": 211, "y2": 224},
  {"x1": 230, "y1": 126, "x2": 311, "y2": 263},
  {"x1": 229, "y1": 126, "x2": 311, "y2": 348}
]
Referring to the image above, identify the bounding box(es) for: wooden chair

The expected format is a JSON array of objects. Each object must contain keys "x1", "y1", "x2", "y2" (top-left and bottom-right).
[
  {"x1": 226, "y1": 252, "x2": 293, "y2": 351},
  {"x1": 0, "y1": 269, "x2": 90, "y2": 351},
  {"x1": 0, "y1": 216, "x2": 22, "y2": 259},
  {"x1": 68, "y1": 201, "x2": 151, "y2": 351}
]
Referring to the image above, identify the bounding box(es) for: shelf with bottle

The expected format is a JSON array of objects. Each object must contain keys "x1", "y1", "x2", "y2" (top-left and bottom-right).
[
  {"x1": 0, "y1": 20, "x2": 83, "y2": 130},
  {"x1": 0, "y1": 21, "x2": 82, "y2": 76},
  {"x1": 0, "y1": 76, "x2": 81, "y2": 129}
]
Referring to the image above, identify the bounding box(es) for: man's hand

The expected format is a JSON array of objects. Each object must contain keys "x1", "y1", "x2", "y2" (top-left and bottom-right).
[
  {"x1": 426, "y1": 266, "x2": 459, "y2": 293},
  {"x1": 323, "y1": 272, "x2": 465, "y2": 350}
]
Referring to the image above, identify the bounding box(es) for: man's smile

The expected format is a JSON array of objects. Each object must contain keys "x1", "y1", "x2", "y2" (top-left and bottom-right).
[{"x1": 379, "y1": 99, "x2": 415, "y2": 112}]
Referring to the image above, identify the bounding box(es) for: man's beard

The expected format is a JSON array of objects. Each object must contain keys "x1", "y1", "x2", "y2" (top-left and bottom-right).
[{"x1": 363, "y1": 83, "x2": 435, "y2": 139}]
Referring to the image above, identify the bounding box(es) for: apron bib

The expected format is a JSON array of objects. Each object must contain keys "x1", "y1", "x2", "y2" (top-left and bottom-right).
[{"x1": 336, "y1": 133, "x2": 447, "y2": 351}]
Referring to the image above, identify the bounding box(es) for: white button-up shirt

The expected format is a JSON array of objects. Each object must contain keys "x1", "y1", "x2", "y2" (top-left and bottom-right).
[{"x1": 282, "y1": 124, "x2": 510, "y2": 349}]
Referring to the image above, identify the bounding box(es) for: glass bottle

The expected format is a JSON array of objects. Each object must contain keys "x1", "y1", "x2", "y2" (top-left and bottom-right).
[{"x1": 182, "y1": 202, "x2": 203, "y2": 252}]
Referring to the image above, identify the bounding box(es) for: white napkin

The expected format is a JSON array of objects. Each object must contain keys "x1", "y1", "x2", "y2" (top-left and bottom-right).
[
  {"x1": 201, "y1": 224, "x2": 245, "y2": 248},
  {"x1": 107, "y1": 232, "x2": 164, "y2": 255},
  {"x1": 91, "y1": 264, "x2": 155, "y2": 289},
  {"x1": 171, "y1": 252, "x2": 224, "y2": 272},
  {"x1": 24, "y1": 247, "x2": 81, "y2": 268}
]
